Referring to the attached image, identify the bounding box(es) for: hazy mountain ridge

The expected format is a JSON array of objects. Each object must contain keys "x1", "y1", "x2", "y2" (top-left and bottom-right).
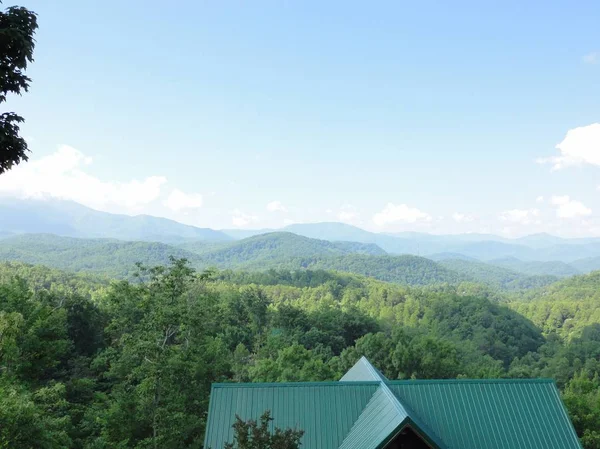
[
  {"x1": 0, "y1": 232, "x2": 469, "y2": 286},
  {"x1": 3, "y1": 198, "x2": 600, "y2": 269},
  {"x1": 0, "y1": 198, "x2": 231, "y2": 242},
  {"x1": 0, "y1": 231, "x2": 582, "y2": 291}
]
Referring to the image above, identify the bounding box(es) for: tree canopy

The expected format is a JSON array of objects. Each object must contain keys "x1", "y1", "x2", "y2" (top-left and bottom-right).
[
  {"x1": 0, "y1": 2, "x2": 37, "y2": 174},
  {"x1": 0, "y1": 259, "x2": 599, "y2": 448}
]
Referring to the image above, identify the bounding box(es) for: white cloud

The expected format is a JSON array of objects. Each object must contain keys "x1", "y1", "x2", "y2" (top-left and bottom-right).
[
  {"x1": 583, "y1": 52, "x2": 599, "y2": 64},
  {"x1": 372, "y1": 203, "x2": 432, "y2": 227},
  {"x1": 537, "y1": 123, "x2": 600, "y2": 170},
  {"x1": 452, "y1": 212, "x2": 474, "y2": 223},
  {"x1": 164, "y1": 189, "x2": 203, "y2": 212},
  {"x1": 231, "y1": 209, "x2": 259, "y2": 227},
  {"x1": 337, "y1": 204, "x2": 360, "y2": 224},
  {"x1": 536, "y1": 196, "x2": 544, "y2": 203},
  {"x1": 266, "y1": 200, "x2": 287, "y2": 212},
  {"x1": 338, "y1": 210, "x2": 358, "y2": 221},
  {"x1": 499, "y1": 208, "x2": 540, "y2": 225},
  {"x1": 551, "y1": 195, "x2": 592, "y2": 218},
  {"x1": 283, "y1": 218, "x2": 296, "y2": 225},
  {"x1": 0, "y1": 145, "x2": 167, "y2": 211}
]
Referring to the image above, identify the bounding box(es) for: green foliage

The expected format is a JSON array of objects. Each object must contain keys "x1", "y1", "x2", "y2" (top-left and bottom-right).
[
  {"x1": 220, "y1": 411, "x2": 304, "y2": 449},
  {"x1": 490, "y1": 257, "x2": 581, "y2": 277},
  {"x1": 0, "y1": 260, "x2": 599, "y2": 448},
  {"x1": 439, "y1": 258, "x2": 558, "y2": 290},
  {"x1": 0, "y1": 234, "x2": 204, "y2": 278},
  {"x1": 1, "y1": 233, "x2": 582, "y2": 295},
  {"x1": 0, "y1": 3, "x2": 38, "y2": 174},
  {"x1": 509, "y1": 271, "x2": 600, "y2": 340},
  {"x1": 562, "y1": 371, "x2": 600, "y2": 449},
  {"x1": 181, "y1": 232, "x2": 386, "y2": 265},
  {"x1": 0, "y1": 379, "x2": 71, "y2": 449},
  {"x1": 291, "y1": 254, "x2": 465, "y2": 285}
]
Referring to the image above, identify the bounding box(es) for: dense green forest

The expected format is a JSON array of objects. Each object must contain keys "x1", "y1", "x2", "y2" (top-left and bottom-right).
[
  {"x1": 180, "y1": 232, "x2": 387, "y2": 263},
  {"x1": 488, "y1": 257, "x2": 581, "y2": 277},
  {"x1": 438, "y1": 258, "x2": 558, "y2": 290},
  {"x1": 0, "y1": 233, "x2": 206, "y2": 277},
  {"x1": 0, "y1": 233, "x2": 570, "y2": 290},
  {"x1": 1, "y1": 260, "x2": 600, "y2": 448}
]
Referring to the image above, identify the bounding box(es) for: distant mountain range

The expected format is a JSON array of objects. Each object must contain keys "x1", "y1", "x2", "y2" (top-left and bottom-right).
[
  {"x1": 2, "y1": 197, "x2": 600, "y2": 270},
  {"x1": 0, "y1": 232, "x2": 453, "y2": 284},
  {"x1": 0, "y1": 197, "x2": 230, "y2": 243},
  {"x1": 0, "y1": 231, "x2": 590, "y2": 290}
]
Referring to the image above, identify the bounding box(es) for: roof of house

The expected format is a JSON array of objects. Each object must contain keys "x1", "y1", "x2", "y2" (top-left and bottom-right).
[{"x1": 203, "y1": 357, "x2": 582, "y2": 449}]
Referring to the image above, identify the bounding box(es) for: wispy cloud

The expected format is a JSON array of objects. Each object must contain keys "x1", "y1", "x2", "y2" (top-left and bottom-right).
[
  {"x1": 499, "y1": 208, "x2": 540, "y2": 225},
  {"x1": 372, "y1": 203, "x2": 431, "y2": 227},
  {"x1": 583, "y1": 52, "x2": 599, "y2": 64},
  {"x1": 452, "y1": 212, "x2": 475, "y2": 223},
  {"x1": 266, "y1": 200, "x2": 287, "y2": 212},
  {"x1": 231, "y1": 209, "x2": 259, "y2": 227},
  {"x1": 337, "y1": 204, "x2": 360, "y2": 224},
  {"x1": 165, "y1": 189, "x2": 203, "y2": 212}
]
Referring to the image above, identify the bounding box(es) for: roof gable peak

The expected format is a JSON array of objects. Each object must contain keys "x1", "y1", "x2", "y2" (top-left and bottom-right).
[{"x1": 340, "y1": 356, "x2": 389, "y2": 382}]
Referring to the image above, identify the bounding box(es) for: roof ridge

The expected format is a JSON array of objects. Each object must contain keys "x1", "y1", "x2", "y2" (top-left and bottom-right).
[
  {"x1": 211, "y1": 381, "x2": 381, "y2": 388},
  {"x1": 387, "y1": 378, "x2": 556, "y2": 384},
  {"x1": 338, "y1": 383, "x2": 408, "y2": 449}
]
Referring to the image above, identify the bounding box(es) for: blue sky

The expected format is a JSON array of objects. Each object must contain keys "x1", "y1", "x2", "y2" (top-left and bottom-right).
[{"x1": 1, "y1": 0, "x2": 599, "y2": 236}]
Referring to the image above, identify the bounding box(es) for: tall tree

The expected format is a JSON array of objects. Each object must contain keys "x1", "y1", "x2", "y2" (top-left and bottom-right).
[{"x1": 0, "y1": 2, "x2": 37, "y2": 174}]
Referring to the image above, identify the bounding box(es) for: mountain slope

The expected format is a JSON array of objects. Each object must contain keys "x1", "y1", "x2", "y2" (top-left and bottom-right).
[
  {"x1": 0, "y1": 198, "x2": 231, "y2": 243},
  {"x1": 293, "y1": 254, "x2": 466, "y2": 285},
  {"x1": 489, "y1": 257, "x2": 580, "y2": 277},
  {"x1": 570, "y1": 257, "x2": 600, "y2": 274},
  {"x1": 0, "y1": 232, "x2": 459, "y2": 286},
  {"x1": 427, "y1": 252, "x2": 480, "y2": 262},
  {"x1": 439, "y1": 259, "x2": 558, "y2": 290},
  {"x1": 520, "y1": 270, "x2": 600, "y2": 302},
  {"x1": 280, "y1": 222, "x2": 445, "y2": 254},
  {"x1": 0, "y1": 233, "x2": 204, "y2": 277},
  {"x1": 509, "y1": 271, "x2": 600, "y2": 339},
  {"x1": 193, "y1": 232, "x2": 386, "y2": 267}
]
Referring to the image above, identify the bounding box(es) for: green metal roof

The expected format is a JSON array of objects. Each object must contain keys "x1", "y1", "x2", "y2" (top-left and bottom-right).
[
  {"x1": 203, "y1": 357, "x2": 582, "y2": 449},
  {"x1": 388, "y1": 379, "x2": 581, "y2": 449},
  {"x1": 204, "y1": 381, "x2": 380, "y2": 449},
  {"x1": 338, "y1": 357, "x2": 446, "y2": 449}
]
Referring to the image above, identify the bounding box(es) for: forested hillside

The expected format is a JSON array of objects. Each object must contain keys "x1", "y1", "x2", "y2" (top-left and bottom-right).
[
  {"x1": 287, "y1": 254, "x2": 467, "y2": 285},
  {"x1": 439, "y1": 258, "x2": 558, "y2": 290},
  {"x1": 572, "y1": 256, "x2": 600, "y2": 274},
  {"x1": 2, "y1": 233, "x2": 589, "y2": 291},
  {"x1": 1, "y1": 260, "x2": 599, "y2": 448},
  {"x1": 510, "y1": 271, "x2": 600, "y2": 340},
  {"x1": 489, "y1": 257, "x2": 581, "y2": 277},
  {"x1": 0, "y1": 234, "x2": 204, "y2": 277},
  {"x1": 181, "y1": 231, "x2": 387, "y2": 263}
]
